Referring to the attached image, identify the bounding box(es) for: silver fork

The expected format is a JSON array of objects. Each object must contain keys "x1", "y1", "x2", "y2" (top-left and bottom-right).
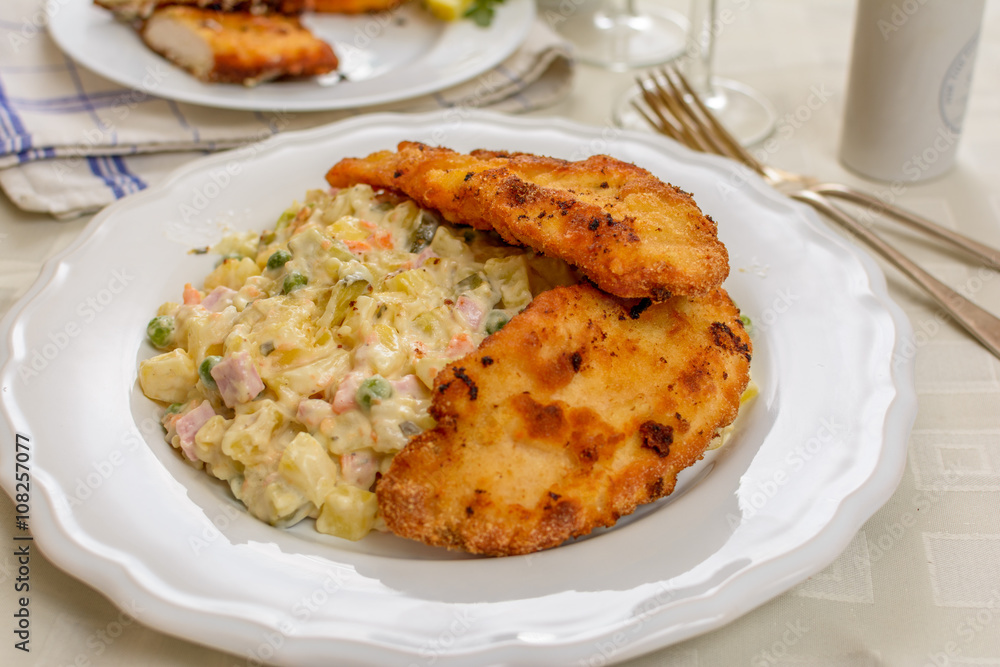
[{"x1": 633, "y1": 65, "x2": 1000, "y2": 361}]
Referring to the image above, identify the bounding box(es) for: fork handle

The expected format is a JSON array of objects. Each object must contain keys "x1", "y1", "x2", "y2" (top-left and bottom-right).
[
  {"x1": 809, "y1": 182, "x2": 1000, "y2": 272},
  {"x1": 791, "y1": 189, "x2": 1000, "y2": 361}
]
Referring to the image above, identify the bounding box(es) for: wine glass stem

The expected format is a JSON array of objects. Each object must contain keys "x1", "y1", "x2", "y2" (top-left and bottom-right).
[{"x1": 685, "y1": 0, "x2": 718, "y2": 98}]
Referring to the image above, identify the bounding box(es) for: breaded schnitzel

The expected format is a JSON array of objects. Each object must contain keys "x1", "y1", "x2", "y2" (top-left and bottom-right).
[
  {"x1": 141, "y1": 6, "x2": 338, "y2": 86},
  {"x1": 97, "y1": 0, "x2": 407, "y2": 19},
  {"x1": 325, "y1": 142, "x2": 729, "y2": 300},
  {"x1": 375, "y1": 283, "x2": 751, "y2": 556},
  {"x1": 95, "y1": 0, "x2": 308, "y2": 21}
]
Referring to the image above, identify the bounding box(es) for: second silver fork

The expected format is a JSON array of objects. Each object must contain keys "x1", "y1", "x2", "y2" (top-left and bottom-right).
[{"x1": 633, "y1": 66, "x2": 1000, "y2": 360}]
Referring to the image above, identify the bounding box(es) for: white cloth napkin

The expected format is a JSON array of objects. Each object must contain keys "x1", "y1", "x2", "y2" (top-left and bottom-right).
[{"x1": 0, "y1": 0, "x2": 573, "y2": 218}]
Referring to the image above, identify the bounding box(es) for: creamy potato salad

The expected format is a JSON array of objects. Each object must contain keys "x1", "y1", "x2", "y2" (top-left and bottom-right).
[{"x1": 138, "y1": 185, "x2": 577, "y2": 540}]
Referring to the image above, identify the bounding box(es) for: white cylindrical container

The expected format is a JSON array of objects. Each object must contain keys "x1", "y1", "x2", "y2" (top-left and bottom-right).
[{"x1": 839, "y1": 0, "x2": 985, "y2": 182}]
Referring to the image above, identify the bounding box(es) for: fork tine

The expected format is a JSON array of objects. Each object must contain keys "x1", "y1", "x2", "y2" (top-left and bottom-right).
[
  {"x1": 654, "y1": 68, "x2": 733, "y2": 157},
  {"x1": 635, "y1": 76, "x2": 712, "y2": 153},
  {"x1": 644, "y1": 72, "x2": 718, "y2": 155},
  {"x1": 632, "y1": 79, "x2": 685, "y2": 142},
  {"x1": 668, "y1": 66, "x2": 768, "y2": 174},
  {"x1": 632, "y1": 99, "x2": 684, "y2": 143}
]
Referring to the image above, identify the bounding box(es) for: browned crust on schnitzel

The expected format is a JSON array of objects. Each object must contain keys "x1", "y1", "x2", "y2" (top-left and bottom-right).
[
  {"x1": 309, "y1": 0, "x2": 405, "y2": 12},
  {"x1": 375, "y1": 283, "x2": 751, "y2": 556},
  {"x1": 325, "y1": 142, "x2": 729, "y2": 300}
]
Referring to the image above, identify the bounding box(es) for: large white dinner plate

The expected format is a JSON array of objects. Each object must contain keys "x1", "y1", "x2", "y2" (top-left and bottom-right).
[
  {"x1": 0, "y1": 111, "x2": 915, "y2": 666},
  {"x1": 48, "y1": 0, "x2": 534, "y2": 111}
]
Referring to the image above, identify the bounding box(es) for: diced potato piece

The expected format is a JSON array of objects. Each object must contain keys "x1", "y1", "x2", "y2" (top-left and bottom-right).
[
  {"x1": 156, "y1": 301, "x2": 180, "y2": 317},
  {"x1": 304, "y1": 188, "x2": 333, "y2": 208},
  {"x1": 265, "y1": 479, "x2": 310, "y2": 522},
  {"x1": 316, "y1": 485, "x2": 378, "y2": 541},
  {"x1": 194, "y1": 415, "x2": 241, "y2": 480},
  {"x1": 328, "y1": 215, "x2": 369, "y2": 241},
  {"x1": 287, "y1": 227, "x2": 328, "y2": 259},
  {"x1": 386, "y1": 200, "x2": 421, "y2": 232},
  {"x1": 270, "y1": 349, "x2": 349, "y2": 398},
  {"x1": 369, "y1": 323, "x2": 405, "y2": 377},
  {"x1": 279, "y1": 432, "x2": 340, "y2": 506},
  {"x1": 383, "y1": 267, "x2": 436, "y2": 297},
  {"x1": 410, "y1": 308, "x2": 447, "y2": 343},
  {"x1": 414, "y1": 355, "x2": 448, "y2": 390},
  {"x1": 180, "y1": 308, "x2": 237, "y2": 362},
  {"x1": 204, "y1": 257, "x2": 261, "y2": 291},
  {"x1": 221, "y1": 401, "x2": 284, "y2": 466},
  {"x1": 430, "y1": 226, "x2": 474, "y2": 262},
  {"x1": 213, "y1": 230, "x2": 259, "y2": 261},
  {"x1": 316, "y1": 278, "x2": 369, "y2": 329},
  {"x1": 344, "y1": 184, "x2": 376, "y2": 214},
  {"x1": 320, "y1": 192, "x2": 353, "y2": 225},
  {"x1": 338, "y1": 294, "x2": 378, "y2": 345},
  {"x1": 248, "y1": 299, "x2": 316, "y2": 364},
  {"x1": 484, "y1": 255, "x2": 532, "y2": 310},
  {"x1": 139, "y1": 349, "x2": 198, "y2": 403}
]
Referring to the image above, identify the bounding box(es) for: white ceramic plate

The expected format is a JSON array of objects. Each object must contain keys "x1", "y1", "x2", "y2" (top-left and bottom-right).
[
  {"x1": 47, "y1": 0, "x2": 534, "y2": 111},
  {"x1": 0, "y1": 111, "x2": 916, "y2": 666}
]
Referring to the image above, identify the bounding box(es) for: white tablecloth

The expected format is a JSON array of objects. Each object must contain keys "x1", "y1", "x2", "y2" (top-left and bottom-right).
[{"x1": 3, "y1": 1, "x2": 1000, "y2": 665}]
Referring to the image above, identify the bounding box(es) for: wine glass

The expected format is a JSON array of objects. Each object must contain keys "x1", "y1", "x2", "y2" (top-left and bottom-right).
[
  {"x1": 615, "y1": 0, "x2": 777, "y2": 146},
  {"x1": 545, "y1": 0, "x2": 689, "y2": 70}
]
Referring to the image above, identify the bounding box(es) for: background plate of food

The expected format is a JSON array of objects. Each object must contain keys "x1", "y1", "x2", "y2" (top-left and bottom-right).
[
  {"x1": 46, "y1": 0, "x2": 535, "y2": 111},
  {"x1": 0, "y1": 110, "x2": 916, "y2": 665}
]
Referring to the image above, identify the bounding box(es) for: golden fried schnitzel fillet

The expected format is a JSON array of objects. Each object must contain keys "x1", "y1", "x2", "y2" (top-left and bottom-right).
[
  {"x1": 376, "y1": 283, "x2": 751, "y2": 556},
  {"x1": 141, "y1": 6, "x2": 338, "y2": 86},
  {"x1": 97, "y1": 0, "x2": 404, "y2": 18},
  {"x1": 95, "y1": 0, "x2": 308, "y2": 21},
  {"x1": 326, "y1": 142, "x2": 728, "y2": 300}
]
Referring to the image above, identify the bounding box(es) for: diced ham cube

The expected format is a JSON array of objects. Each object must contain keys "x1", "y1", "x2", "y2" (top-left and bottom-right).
[
  {"x1": 210, "y1": 351, "x2": 265, "y2": 408},
  {"x1": 331, "y1": 372, "x2": 364, "y2": 414},
  {"x1": 390, "y1": 374, "x2": 424, "y2": 399},
  {"x1": 202, "y1": 286, "x2": 236, "y2": 312},
  {"x1": 456, "y1": 295, "x2": 485, "y2": 329},
  {"x1": 341, "y1": 450, "x2": 377, "y2": 489},
  {"x1": 296, "y1": 398, "x2": 334, "y2": 429},
  {"x1": 175, "y1": 400, "x2": 215, "y2": 461}
]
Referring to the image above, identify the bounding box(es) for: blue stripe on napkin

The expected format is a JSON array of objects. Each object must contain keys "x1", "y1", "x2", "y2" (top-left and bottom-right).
[
  {"x1": 0, "y1": 78, "x2": 31, "y2": 154},
  {"x1": 60, "y1": 55, "x2": 119, "y2": 147},
  {"x1": 166, "y1": 100, "x2": 200, "y2": 143},
  {"x1": 87, "y1": 156, "x2": 145, "y2": 199},
  {"x1": 112, "y1": 155, "x2": 146, "y2": 192}
]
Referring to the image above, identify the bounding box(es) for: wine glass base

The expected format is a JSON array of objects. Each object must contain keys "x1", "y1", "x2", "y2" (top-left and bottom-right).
[
  {"x1": 615, "y1": 77, "x2": 778, "y2": 147},
  {"x1": 548, "y1": 0, "x2": 688, "y2": 71}
]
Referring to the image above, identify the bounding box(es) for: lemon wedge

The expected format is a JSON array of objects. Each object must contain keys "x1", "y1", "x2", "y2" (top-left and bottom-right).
[{"x1": 425, "y1": 0, "x2": 472, "y2": 21}]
